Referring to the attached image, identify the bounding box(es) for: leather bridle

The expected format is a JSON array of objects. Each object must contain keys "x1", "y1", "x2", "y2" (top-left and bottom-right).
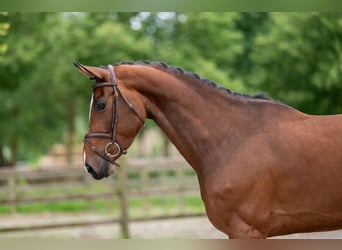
[{"x1": 84, "y1": 64, "x2": 144, "y2": 166}]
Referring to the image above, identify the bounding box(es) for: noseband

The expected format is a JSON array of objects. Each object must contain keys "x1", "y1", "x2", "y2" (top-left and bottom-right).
[{"x1": 84, "y1": 65, "x2": 144, "y2": 166}]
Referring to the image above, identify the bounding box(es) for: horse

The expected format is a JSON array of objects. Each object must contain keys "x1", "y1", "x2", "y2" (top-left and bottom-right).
[{"x1": 74, "y1": 61, "x2": 342, "y2": 239}]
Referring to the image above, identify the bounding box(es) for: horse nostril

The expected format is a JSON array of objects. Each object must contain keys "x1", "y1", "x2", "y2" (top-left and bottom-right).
[{"x1": 85, "y1": 163, "x2": 98, "y2": 178}]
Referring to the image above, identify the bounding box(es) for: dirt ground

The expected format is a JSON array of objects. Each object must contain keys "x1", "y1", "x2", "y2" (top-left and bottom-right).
[{"x1": 0, "y1": 213, "x2": 341, "y2": 239}]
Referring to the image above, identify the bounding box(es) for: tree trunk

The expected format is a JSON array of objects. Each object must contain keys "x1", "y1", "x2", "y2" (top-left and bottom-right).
[
  {"x1": 0, "y1": 145, "x2": 4, "y2": 166},
  {"x1": 9, "y1": 135, "x2": 17, "y2": 166},
  {"x1": 66, "y1": 99, "x2": 75, "y2": 167},
  {"x1": 162, "y1": 134, "x2": 170, "y2": 157}
]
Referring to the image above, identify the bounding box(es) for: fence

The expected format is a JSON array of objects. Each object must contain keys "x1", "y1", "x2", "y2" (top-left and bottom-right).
[{"x1": 0, "y1": 157, "x2": 204, "y2": 238}]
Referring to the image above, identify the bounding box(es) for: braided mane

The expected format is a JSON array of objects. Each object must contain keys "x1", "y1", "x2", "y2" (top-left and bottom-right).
[{"x1": 111, "y1": 61, "x2": 276, "y2": 102}]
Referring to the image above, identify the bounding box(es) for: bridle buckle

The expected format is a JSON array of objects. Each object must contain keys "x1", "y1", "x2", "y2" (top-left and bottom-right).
[{"x1": 105, "y1": 142, "x2": 121, "y2": 158}]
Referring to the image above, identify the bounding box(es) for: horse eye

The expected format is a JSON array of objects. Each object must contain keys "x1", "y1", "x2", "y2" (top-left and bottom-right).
[{"x1": 95, "y1": 103, "x2": 106, "y2": 111}]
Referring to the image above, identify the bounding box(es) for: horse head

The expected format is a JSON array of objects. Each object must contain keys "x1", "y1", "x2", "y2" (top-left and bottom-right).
[{"x1": 74, "y1": 63, "x2": 145, "y2": 180}]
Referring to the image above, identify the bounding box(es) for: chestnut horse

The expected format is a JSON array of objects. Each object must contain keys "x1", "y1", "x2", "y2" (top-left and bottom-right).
[{"x1": 74, "y1": 61, "x2": 342, "y2": 239}]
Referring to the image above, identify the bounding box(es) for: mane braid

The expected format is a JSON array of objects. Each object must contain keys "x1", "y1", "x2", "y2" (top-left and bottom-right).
[{"x1": 109, "y1": 61, "x2": 278, "y2": 103}]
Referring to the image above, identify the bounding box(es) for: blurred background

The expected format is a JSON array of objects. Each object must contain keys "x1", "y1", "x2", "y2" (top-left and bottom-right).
[{"x1": 0, "y1": 12, "x2": 341, "y2": 238}]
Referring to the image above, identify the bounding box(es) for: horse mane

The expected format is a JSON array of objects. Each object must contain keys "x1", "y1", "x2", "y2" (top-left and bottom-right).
[{"x1": 110, "y1": 61, "x2": 279, "y2": 103}]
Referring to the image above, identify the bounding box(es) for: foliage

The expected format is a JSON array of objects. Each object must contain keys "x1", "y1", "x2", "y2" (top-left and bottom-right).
[
  {"x1": 0, "y1": 12, "x2": 341, "y2": 165},
  {"x1": 251, "y1": 13, "x2": 342, "y2": 114},
  {"x1": 0, "y1": 13, "x2": 9, "y2": 61},
  {"x1": 0, "y1": 12, "x2": 152, "y2": 164}
]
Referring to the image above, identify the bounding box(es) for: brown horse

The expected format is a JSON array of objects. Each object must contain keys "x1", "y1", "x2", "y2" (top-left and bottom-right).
[{"x1": 74, "y1": 61, "x2": 342, "y2": 239}]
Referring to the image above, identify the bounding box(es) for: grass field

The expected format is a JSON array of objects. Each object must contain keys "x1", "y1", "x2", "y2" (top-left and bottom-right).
[{"x1": 0, "y1": 195, "x2": 205, "y2": 218}]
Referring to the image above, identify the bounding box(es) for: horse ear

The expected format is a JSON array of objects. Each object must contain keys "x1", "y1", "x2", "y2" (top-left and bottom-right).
[{"x1": 73, "y1": 62, "x2": 107, "y2": 80}]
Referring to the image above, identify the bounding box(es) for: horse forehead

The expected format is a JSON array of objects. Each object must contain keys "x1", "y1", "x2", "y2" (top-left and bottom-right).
[{"x1": 93, "y1": 86, "x2": 114, "y2": 99}]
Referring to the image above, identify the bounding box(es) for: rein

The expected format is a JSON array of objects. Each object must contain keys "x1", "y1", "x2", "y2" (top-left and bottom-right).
[{"x1": 84, "y1": 65, "x2": 144, "y2": 166}]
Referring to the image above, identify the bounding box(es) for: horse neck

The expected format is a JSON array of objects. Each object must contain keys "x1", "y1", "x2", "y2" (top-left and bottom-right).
[{"x1": 116, "y1": 64, "x2": 245, "y2": 174}]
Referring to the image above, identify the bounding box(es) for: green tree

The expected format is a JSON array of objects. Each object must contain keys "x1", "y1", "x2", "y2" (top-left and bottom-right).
[
  {"x1": 0, "y1": 13, "x2": 58, "y2": 165},
  {"x1": 0, "y1": 12, "x2": 153, "y2": 166},
  {"x1": 251, "y1": 13, "x2": 342, "y2": 114},
  {"x1": 232, "y1": 12, "x2": 270, "y2": 88}
]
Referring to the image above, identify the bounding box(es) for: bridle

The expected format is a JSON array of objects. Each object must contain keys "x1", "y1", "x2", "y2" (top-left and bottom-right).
[{"x1": 84, "y1": 64, "x2": 144, "y2": 166}]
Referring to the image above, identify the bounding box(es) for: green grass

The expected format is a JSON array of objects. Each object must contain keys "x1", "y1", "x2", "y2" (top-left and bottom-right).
[
  {"x1": 0, "y1": 196, "x2": 205, "y2": 217},
  {"x1": 16, "y1": 201, "x2": 89, "y2": 213},
  {"x1": 0, "y1": 206, "x2": 11, "y2": 214}
]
